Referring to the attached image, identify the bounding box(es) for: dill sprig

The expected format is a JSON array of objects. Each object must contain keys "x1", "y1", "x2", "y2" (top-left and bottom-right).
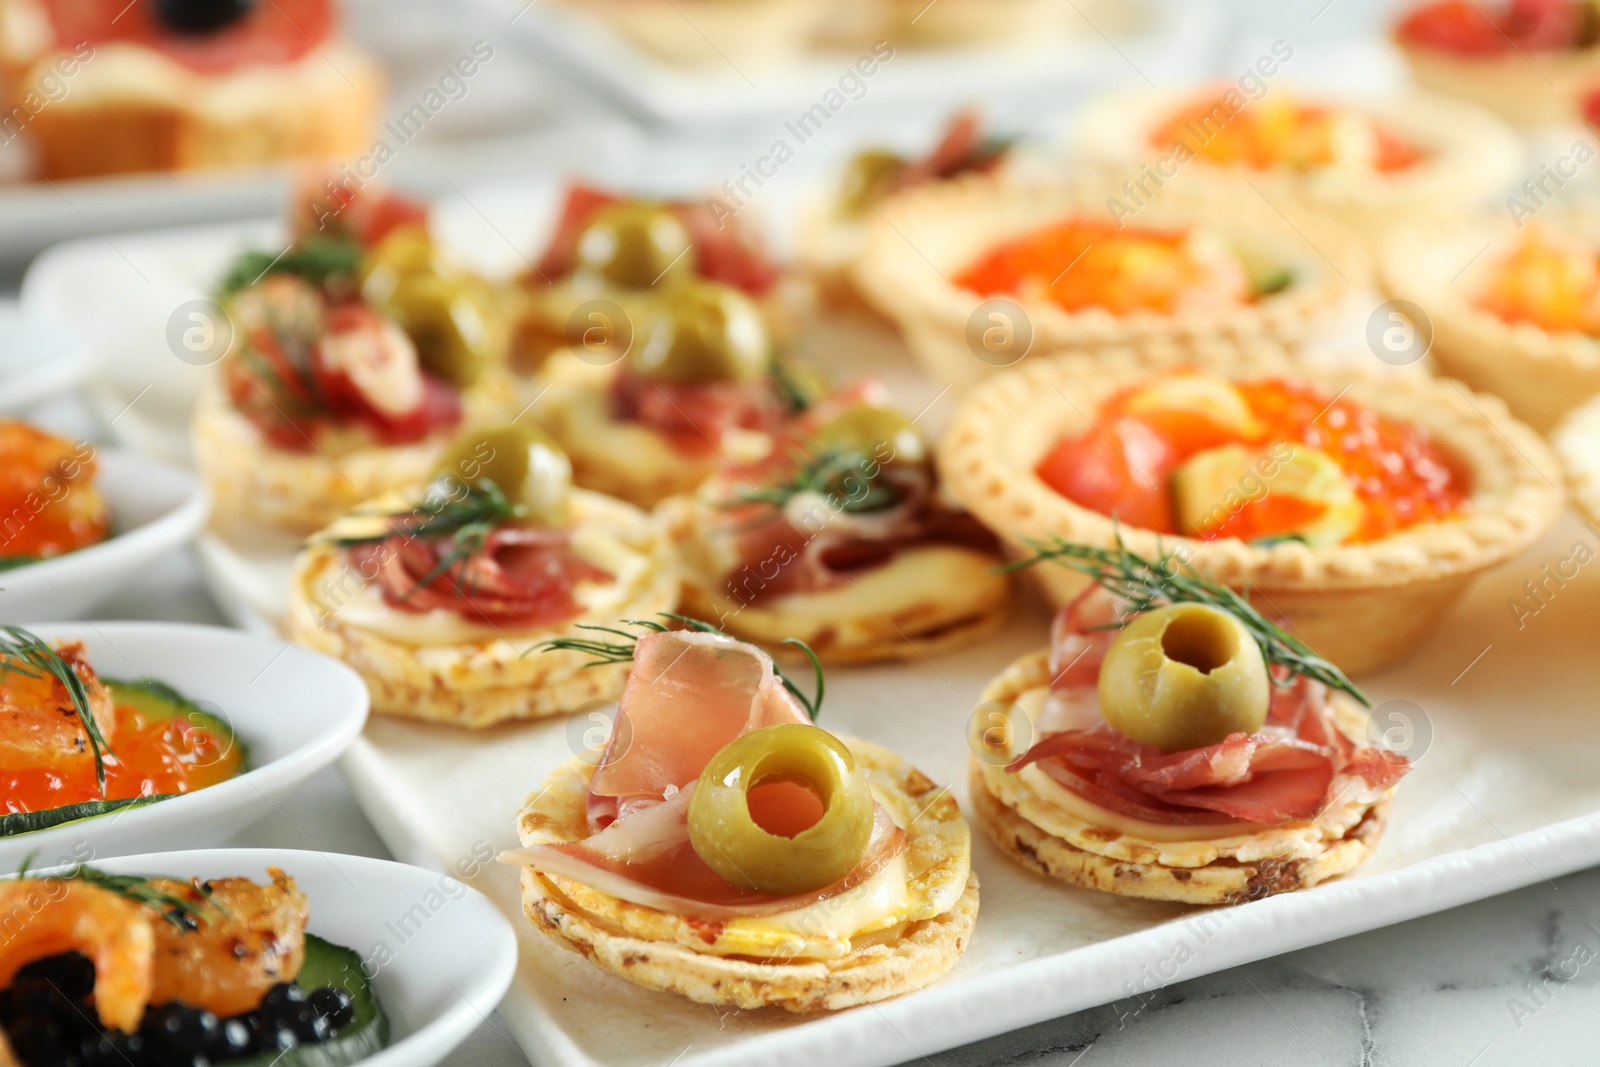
[
  {"x1": 0, "y1": 627, "x2": 110, "y2": 792},
  {"x1": 15, "y1": 855, "x2": 222, "y2": 931},
  {"x1": 730, "y1": 446, "x2": 898, "y2": 515},
  {"x1": 1003, "y1": 535, "x2": 1370, "y2": 708},
  {"x1": 217, "y1": 235, "x2": 363, "y2": 299},
  {"x1": 541, "y1": 613, "x2": 826, "y2": 721}
]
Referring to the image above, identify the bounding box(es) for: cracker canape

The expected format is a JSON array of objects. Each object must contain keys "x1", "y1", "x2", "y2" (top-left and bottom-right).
[
  {"x1": 1382, "y1": 213, "x2": 1600, "y2": 433},
  {"x1": 533, "y1": 280, "x2": 818, "y2": 509},
  {"x1": 0, "y1": 626, "x2": 245, "y2": 836},
  {"x1": 1394, "y1": 0, "x2": 1600, "y2": 126},
  {"x1": 501, "y1": 620, "x2": 977, "y2": 1011},
  {"x1": 548, "y1": 0, "x2": 825, "y2": 67},
  {"x1": 940, "y1": 352, "x2": 1563, "y2": 675},
  {"x1": 193, "y1": 185, "x2": 516, "y2": 536},
  {"x1": 286, "y1": 425, "x2": 679, "y2": 728},
  {"x1": 970, "y1": 547, "x2": 1409, "y2": 904},
  {"x1": 0, "y1": 0, "x2": 380, "y2": 180},
  {"x1": 0, "y1": 421, "x2": 105, "y2": 571},
  {"x1": 659, "y1": 382, "x2": 1011, "y2": 664},
  {"x1": 1076, "y1": 85, "x2": 1520, "y2": 254},
  {"x1": 510, "y1": 183, "x2": 798, "y2": 371},
  {"x1": 853, "y1": 171, "x2": 1360, "y2": 388},
  {"x1": 0, "y1": 864, "x2": 386, "y2": 1062}
]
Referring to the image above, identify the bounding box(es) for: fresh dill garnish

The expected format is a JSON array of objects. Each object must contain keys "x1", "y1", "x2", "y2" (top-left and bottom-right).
[
  {"x1": 0, "y1": 627, "x2": 110, "y2": 792},
  {"x1": 770, "y1": 358, "x2": 822, "y2": 416},
  {"x1": 217, "y1": 235, "x2": 363, "y2": 299},
  {"x1": 729, "y1": 446, "x2": 898, "y2": 515},
  {"x1": 1002, "y1": 534, "x2": 1370, "y2": 708},
  {"x1": 540, "y1": 613, "x2": 827, "y2": 721},
  {"x1": 14, "y1": 855, "x2": 222, "y2": 931}
]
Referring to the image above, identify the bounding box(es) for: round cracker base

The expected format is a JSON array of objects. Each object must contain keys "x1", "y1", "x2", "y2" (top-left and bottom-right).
[{"x1": 969, "y1": 764, "x2": 1391, "y2": 906}]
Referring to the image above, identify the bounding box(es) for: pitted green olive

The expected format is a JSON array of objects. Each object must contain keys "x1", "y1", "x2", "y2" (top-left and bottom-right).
[
  {"x1": 434, "y1": 423, "x2": 571, "y2": 524},
  {"x1": 1097, "y1": 603, "x2": 1271, "y2": 753},
  {"x1": 629, "y1": 282, "x2": 771, "y2": 385},
  {"x1": 378, "y1": 273, "x2": 496, "y2": 387},
  {"x1": 840, "y1": 149, "x2": 906, "y2": 216},
  {"x1": 575, "y1": 202, "x2": 696, "y2": 290},
  {"x1": 359, "y1": 224, "x2": 458, "y2": 306},
  {"x1": 819, "y1": 404, "x2": 926, "y2": 465},
  {"x1": 688, "y1": 723, "x2": 875, "y2": 896}
]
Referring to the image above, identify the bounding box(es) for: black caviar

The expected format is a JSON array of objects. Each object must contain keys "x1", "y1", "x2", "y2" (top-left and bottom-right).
[{"x1": 0, "y1": 953, "x2": 356, "y2": 1067}]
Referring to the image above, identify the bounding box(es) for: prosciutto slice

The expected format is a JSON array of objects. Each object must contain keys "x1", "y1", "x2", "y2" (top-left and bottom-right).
[
  {"x1": 508, "y1": 630, "x2": 909, "y2": 918},
  {"x1": 348, "y1": 525, "x2": 611, "y2": 628},
  {"x1": 1009, "y1": 587, "x2": 1410, "y2": 827},
  {"x1": 609, "y1": 371, "x2": 789, "y2": 456}
]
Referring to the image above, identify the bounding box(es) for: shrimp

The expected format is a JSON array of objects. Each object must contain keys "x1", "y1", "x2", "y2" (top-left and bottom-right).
[
  {"x1": 147, "y1": 868, "x2": 309, "y2": 1017},
  {"x1": 0, "y1": 880, "x2": 154, "y2": 1033},
  {"x1": 0, "y1": 640, "x2": 116, "y2": 785}
]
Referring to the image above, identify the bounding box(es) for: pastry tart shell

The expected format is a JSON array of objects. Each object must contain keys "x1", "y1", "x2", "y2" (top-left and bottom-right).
[
  {"x1": 938, "y1": 345, "x2": 1564, "y2": 675},
  {"x1": 1380, "y1": 212, "x2": 1600, "y2": 433},
  {"x1": 284, "y1": 488, "x2": 680, "y2": 728},
  {"x1": 1397, "y1": 41, "x2": 1600, "y2": 127},
  {"x1": 193, "y1": 366, "x2": 517, "y2": 536},
  {"x1": 515, "y1": 738, "x2": 977, "y2": 1012},
  {"x1": 969, "y1": 650, "x2": 1393, "y2": 905},
  {"x1": 852, "y1": 170, "x2": 1363, "y2": 390},
  {"x1": 1554, "y1": 393, "x2": 1600, "y2": 526}
]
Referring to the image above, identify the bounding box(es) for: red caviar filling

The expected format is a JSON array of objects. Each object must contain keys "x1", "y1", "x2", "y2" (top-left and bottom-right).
[
  {"x1": 1150, "y1": 93, "x2": 1426, "y2": 175},
  {"x1": 0, "y1": 422, "x2": 107, "y2": 563},
  {"x1": 1396, "y1": 0, "x2": 1591, "y2": 56},
  {"x1": 1035, "y1": 371, "x2": 1466, "y2": 544}
]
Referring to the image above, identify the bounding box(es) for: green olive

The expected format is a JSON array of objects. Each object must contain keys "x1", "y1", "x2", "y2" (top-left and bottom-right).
[
  {"x1": 574, "y1": 202, "x2": 696, "y2": 290},
  {"x1": 629, "y1": 282, "x2": 771, "y2": 385},
  {"x1": 839, "y1": 149, "x2": 906, "y2": 216},
  {"x1": 433, "y1": 423, "x2": 571, "y2": 524},
  {"x1": 818, "y1": 404, "x2": 926, "y2": 466},
  {"x1": 359, "y1": 224, "x2": 458, "y2": 307},
  {"x1": 378, "y1": 272, "x2": 496, "y2": 387},
  {"x1": 688, "y1": 723, "x2": 875, "y2": 896},
  {"x1": 1097, "y1": 603, "x2": 1271, "y2": 753}
]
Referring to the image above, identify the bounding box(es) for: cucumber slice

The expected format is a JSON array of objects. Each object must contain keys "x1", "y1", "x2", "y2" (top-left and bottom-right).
[
  {"x1": 0, "y1": 556, "x2": 39, "y2": 573},
  {"x1": 0, "y1": 794, "x2": 177, "y2": 838},
  {"x1": 229, "y1": 934, "x2": 390, "y2": 1067},
  {"x1": 106, "y1": 677, "x2": 250, "y2": 771}
]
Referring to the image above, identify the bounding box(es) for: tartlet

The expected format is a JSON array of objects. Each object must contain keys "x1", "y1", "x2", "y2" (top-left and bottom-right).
[
  {"x1": 502, "y1": 626, "x2": 977, "y2": 1011},
  {"x1": 939, "y1": 346, "x2": 1563, "y2": 675},
  {"x1": 1554, "y1": 392, "x2": 1600, "y2": 526},
  {"x1": 852, "y1": 170, "x2": 1361, "y2": 388},
  {"x1": 1381, "y1": 211, "x2": 1600, "y2": 433},
  {"x1": 1076, "y1": 87, "x2": 1520, "y2": 253},
  {"x1": 285, "y1": 428, "x2": 680, "y2": 728}
]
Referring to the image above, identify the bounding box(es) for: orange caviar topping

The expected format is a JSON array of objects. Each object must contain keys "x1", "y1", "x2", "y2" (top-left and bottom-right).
[
  {"x1": 1149, "y1": 92, "x2": 1426, "y2": 175},
  {"x1": 0, "y1": 421, "x2": 108, "y2": 562},
  {"x1": 1477, "y1": 227, "x2": 1600, "y2": 335}
]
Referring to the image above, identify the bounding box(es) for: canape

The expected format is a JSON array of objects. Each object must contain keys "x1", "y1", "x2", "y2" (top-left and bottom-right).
[
  {"x1": 1394, "y1": 0, "x2": 1600, "y2": 126},
  {"x1": 501, "y1": 620, "x2": 977, "y2": 1011},
  {"x1": 0, "y1": 626, "x2": 245, "y2": 837},
  {"x1": 970, "y1": 547, "x2": 1409, "y2": 904},
  {"x1": 285, "y1": 425, "x2": 679, "y2": 728},
  {"x1": 939, "y1": 350, "x2": 1563, "y2": 674},
  {"x1": 0, "y1": 421, "x2": 106, "y2": 571},
  {"x1": 1554, "y1": 392, "x2": 1600, "y2": 525},
  {"x1": 0, "y1": 862, "x2": 386, "y2": 1064},
  {"x1": 800, "y1": 110, "x2": 1015, "y2": 310},
  {"x1": 888, "y1": 0, "x2": 1071, "y2": 45},
  {"x1": 1382, "y1": 212, "x2": 1600, "y2": 432},
  {"x1": 659, "y1": 383, "x2": 1011, "y2": 663},
  {"x1": 1076, "y1": 86, "x2": 1520, "y2": 250},
  {"x1": 550, "y1": 0, "x2": 824, "y2": 67},
  {"x1": 510, "y1": 183, "x2": 796, "y2": 371},
  {"x1": 534, "y1": 280, "x2": 816, "y2": 508},
  {"x1": 193, "y1": 186, "x2": 516, "y2": 536},
  {"x1": 853, "y1": 171, "x2": 1360, "y2": 388},
  {"x1": 0, "y1": 0, "x2": 380, "y2": 180}
]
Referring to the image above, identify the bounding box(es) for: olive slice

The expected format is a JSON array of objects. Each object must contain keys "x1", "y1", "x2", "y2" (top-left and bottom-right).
[
  {"x1": 1096, "y1": 603, "x2": 1271, "y2": 753},
  {"x1": 434, "y1": 424, "x2": 571, "y2": 525},
  {"x1": 376, "y1": 273, "x2": 496, "y2": 388},
  {"x1": 688, "y1": 724, "x2": 875, "y2": 897},
  {"x1": 629, "y1": 282, "x2": 770, "y2": 385},
  {"x1": 818, "y1": 404, "x2": 926, "y2": 466},
  {"x1": 359, "y1": 224, "x2": 459, "y2": 308},
  {"x1": 574, "y1": 203, "x2": 696, "y2": 290},
  {"x1": 840, "y1": 150, "x2": 907, "y2": 216}
]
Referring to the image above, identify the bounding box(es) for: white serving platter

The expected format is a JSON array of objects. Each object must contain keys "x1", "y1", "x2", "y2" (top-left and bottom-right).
[
  {"x1": 23, "y1": 847, "x2": 518, "y2": 1067},
  {"x1": 0, "y1": 449, "x2": 209, "y2": 622},
  {"x1": 0, "y1": 302, "x2": 92, "y2": 413},
  {"x1": 6, "y1": 623, "x2": 368, "y2": 870}
]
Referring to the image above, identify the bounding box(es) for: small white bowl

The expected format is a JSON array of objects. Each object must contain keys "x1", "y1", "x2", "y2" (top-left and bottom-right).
[
  {"x1": 0, "y1": 448, "x2": 208, "y2": 622},
  {"x1": 23, "y1": 847, "x2": 518, "y2": 1067},
  {"x1": 2, "y1": 622, "x2": 368, "y2": 869},
  {"x1": 0, "y1": 303, "x2": 91, "y2": 414}
]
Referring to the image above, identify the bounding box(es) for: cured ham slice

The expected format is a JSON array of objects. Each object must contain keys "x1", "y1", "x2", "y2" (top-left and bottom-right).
[
  {"x1": 511, "y1": 630, "x2": 909, "y2": 918},
  {"x1": 39, "y1": 0, "x2": 335, "y2": 74},
  {"x1": 1011, "y1": 586, "x2": 1410, "y2": 826},
  {"x1": 609, "y1": 372, "x2": 789, "y2": 456},
  {"x1": 348, "y1": 526, "x2": 611, "y2": 628}
]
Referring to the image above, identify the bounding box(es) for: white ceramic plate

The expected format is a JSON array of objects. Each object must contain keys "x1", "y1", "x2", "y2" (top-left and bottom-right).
[
  {"x1": 2, "y1": 623, "x2": 368, "y2": 870},
  {"x1": 0, "y1": 449, "x2": 209, "y2": 623},
  {"x1": 21, "y1": 847, "x2": 518, "y2": 1067},
  {"x1": 0, "y1": 302, "x2": 91, "y2": 414}
]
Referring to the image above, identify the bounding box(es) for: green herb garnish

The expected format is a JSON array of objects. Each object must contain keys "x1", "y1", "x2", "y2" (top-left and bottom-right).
[
  {"x1": 14, "y1": 856, "x2": 221, "y2": 931},
  {"x1": 1003, "y1": 535, "x2": 1369, "y2": 707},
  {"x1": 541, "y1": 613, "x2": 827, "y2": 721},
  {"x1": 730, "y1": 446, "x2": 898, "y2": 516},
  {"x1": 0, "y1": 627, "x2": 109, "y2": 792},
  {"x1": 217, "y1": 235, "x2": 363, "y2": 299}
]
